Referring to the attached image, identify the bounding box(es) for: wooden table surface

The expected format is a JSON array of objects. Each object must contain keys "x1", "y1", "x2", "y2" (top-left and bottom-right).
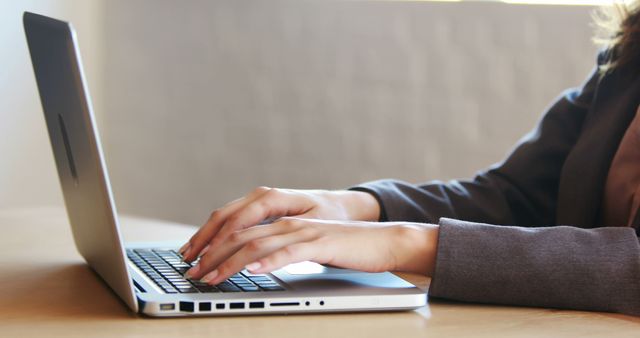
[{"x1": 2, "y1": 207, "x2": 639, "y2": 338}]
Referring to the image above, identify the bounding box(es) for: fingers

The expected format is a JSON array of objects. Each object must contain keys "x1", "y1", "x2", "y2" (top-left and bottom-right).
[
  {"x1": 199, "y1": 228, "x2": 321, "y2": 284},
  {"x1": 183, "y1": 188, "x2": 315, "y2": 263},
  {"x1": 180, "y1": 186, "x2": 270, "y2": 262},
  {"x1": 214, "y1": 188, "x2": 312, "y2": 241},
  {"x1": 185, "y1": 221, "x2": 294, "y2": 280},
  {"x1": 184, "y1": 216, "x2": 408, "y2": 286}
]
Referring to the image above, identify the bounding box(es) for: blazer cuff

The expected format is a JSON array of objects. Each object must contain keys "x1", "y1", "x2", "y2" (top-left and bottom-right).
[
  {"x1": 428, "y1": 218, "x2": 640, "y2": 315},
  {"x1": 348, "y1": 179, "x2": 424, "y2": 222}
]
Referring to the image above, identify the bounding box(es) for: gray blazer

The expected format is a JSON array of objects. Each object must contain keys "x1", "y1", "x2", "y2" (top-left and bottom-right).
[{"x1": 352, "y1": 52, "x2": 640, "y2": 316}]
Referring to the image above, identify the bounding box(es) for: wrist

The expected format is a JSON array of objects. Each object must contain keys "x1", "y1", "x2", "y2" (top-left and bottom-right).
[
  {"x1": 391, "y1": 223, "x2": 439, "y2": 276},
  {"x1": 340, "y1": 190, "x2": 381, "y2": 222}
]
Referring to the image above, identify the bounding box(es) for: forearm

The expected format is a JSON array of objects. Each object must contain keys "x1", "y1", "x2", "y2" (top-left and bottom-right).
[
  {"x1": 336, "y1": 190, "x2": 440, "y2": 275},
  {"x1": 429, "y1": 218, "x2": 640, "y2": 316}
]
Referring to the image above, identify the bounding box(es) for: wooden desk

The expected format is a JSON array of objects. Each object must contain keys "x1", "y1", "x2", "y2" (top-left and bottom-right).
[{"x1": 2, "y1": 207, "x2": 639, "y2": 338}]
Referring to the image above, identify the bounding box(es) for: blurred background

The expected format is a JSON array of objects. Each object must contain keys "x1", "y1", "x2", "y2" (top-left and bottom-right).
[{"x1": 1, "y1": 0, "x2": 599, "y2": 225}]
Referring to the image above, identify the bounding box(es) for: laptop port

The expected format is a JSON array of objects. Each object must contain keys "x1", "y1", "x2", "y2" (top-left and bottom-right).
[
  {"x1": 199, "y1": 302, "x2": 212, "y2": 312},
  {"x1": 229, "y1": 302, "x2": 245, "y2": 309},
  {"x1": 216, "y1": 303, "x2": 225, "y2": 310},
  {"x1": 179, "y1": 301, "x2": 194, "y2": 312},
  {"x1": 249, "y1": 302, "x2": 264, "y2": 309},
  {"x1": 160, "y1": 303, "x2": 175, "y2": 311},
  {"x1": 270, "y1": 302, "x2": 300, "y2": 307}
]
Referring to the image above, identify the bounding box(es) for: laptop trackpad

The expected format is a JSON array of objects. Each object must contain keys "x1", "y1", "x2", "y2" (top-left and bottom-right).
[
  {"x1": 283, "y1": 261, "x2": 360, "y2": 275},
  {"x1": 276, "y1": 261, "x2": 414, "y2": 291}
]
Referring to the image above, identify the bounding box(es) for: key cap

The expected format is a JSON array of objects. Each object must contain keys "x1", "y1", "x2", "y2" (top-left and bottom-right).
[
  {"x1": 196, "y1": 286, "x2": 220, "y2": 293},
  {"x1": 217, "y1": 282, "x2": 241, "y2": 292},
  {"x1": 239, "y1": 285, "x2": 260, "y2": 292},
  {"x1": 175, "y1": 285, "x2": 198, "y2": 292},
  {"x1": 177, "y1": 287, "x2": 199, "y2": 293}
]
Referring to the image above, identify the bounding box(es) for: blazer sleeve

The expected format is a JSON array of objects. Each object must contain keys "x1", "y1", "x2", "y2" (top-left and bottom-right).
[
  {"x1": 429, "y1": 218, "x2": 640, "y2": 316},
  {"x1": 350, "y1": 54, "x2": 640, "y2": 316},
  {"x1": 350, "y1": 64, "x2": 600, "y2": 227}
]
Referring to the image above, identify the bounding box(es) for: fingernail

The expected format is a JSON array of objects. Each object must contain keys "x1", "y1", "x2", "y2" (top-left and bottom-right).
[
  {"x1": 200, "y1": 270, "x2": 219, "y2": 284},
  {"x1": 245, "y1": 261, "x2": 262, "y2": 272},
  {"x1": 183, "y1": 246, "x2": 192, "y2": 259},
  {"x1": 198, "y1": 244, "x2": 210, "y2": 257},
  {"x1": 178, "y1": 242, "x2": 190, "y2": 255},
  {"x1": 185, "y1": 265, "x2": 200, "y2": 279}
]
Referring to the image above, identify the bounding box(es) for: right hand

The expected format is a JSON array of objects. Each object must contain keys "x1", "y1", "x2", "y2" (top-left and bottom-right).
[{"x1": 178, "y1": 187, "x2": 380, "y2": 263}]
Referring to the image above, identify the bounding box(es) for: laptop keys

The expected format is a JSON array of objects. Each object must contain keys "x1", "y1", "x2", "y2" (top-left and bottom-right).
[
  {"x1": 238, "y1": 285, "x2": 260, "y2": 292},
  {"x1": 176, "y1": 287, "x2": 199, "y2": 293},
  {"x1": 192, "y1": 281, "x2": 220, "y2": 293},
  {"x1": 260, "y1": 284, "x2": 285, "y2": 291},
  {"x1": 215, "y1": 281, "x2": 240, "y2": 292},
  {"x1": 128, "y1": 249, "x2": 285, "y2": 293}
]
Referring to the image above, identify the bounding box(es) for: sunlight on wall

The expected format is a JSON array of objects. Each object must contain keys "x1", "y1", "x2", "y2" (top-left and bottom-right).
[
  {"x1": 386, "y1": 0, "x2": 613, "y2": 6},
  {"x1": 502, "y1": 0, "x2": 610, "y2": 5}
]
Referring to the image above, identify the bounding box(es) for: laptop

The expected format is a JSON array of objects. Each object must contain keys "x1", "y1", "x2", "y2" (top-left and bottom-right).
[{"x1": 22, "y1": 11, "x2": 426, "y2": 317}]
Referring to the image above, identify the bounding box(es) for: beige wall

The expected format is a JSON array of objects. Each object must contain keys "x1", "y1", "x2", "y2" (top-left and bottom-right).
[
  {"x1": 0, "y1": 0, "x2": 104, "y2": 208},
  {"x1": 1, "y1": 1, "x2": 598, "y2": 226},
  {"x1": 102, "y1": 1, "x2": 597, "y2": 225}
]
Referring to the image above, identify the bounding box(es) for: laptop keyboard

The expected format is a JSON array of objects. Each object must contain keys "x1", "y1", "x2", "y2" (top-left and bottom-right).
[{"x1": 126, "y1": 248, "x2": 285, "y2": 294}]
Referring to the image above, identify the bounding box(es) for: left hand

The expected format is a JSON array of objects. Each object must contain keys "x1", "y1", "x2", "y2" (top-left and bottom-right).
[{"x1": 184, "y1": 217, "x2": 439, "y2": 285}]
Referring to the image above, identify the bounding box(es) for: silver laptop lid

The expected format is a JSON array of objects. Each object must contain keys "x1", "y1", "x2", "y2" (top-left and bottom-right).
[{"x1": 23, "y1": 11, "x2": 138, "y2": 312}]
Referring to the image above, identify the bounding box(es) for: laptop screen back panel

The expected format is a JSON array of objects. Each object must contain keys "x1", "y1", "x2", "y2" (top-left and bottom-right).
[{"x1": 23, "y1": 12, "x2": 138, "y2": 312}]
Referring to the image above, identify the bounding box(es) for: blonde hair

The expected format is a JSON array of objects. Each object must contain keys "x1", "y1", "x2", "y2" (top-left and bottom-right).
[{"x1": 593, "y1": 1, "x2": 640, "y2": 72}]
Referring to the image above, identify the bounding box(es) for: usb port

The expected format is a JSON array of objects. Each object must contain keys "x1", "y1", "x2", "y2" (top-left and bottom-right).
[
  {"x1": 179, "y1": 301, "x2": 194, "y2": 312},
  {"x1": 249, "y1": 302, "x2": 264, "y2": 309},
  {"x1": 199, "y1": 302, "x2": 212, "y2": 312},
  {"x1": 160, "y1": 303, "x2": 175, "y2": 311},
  {"x1": 230, "y1": 302, "x2": 245, "y2": 309}
]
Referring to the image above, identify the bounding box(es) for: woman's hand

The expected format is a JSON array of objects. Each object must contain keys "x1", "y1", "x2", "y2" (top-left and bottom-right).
[
  {"x1": 179, "y1": 187, "x2": 380, "y2": 263},
  {"x1": 183, "y1": 217, "x2": 439, "y2": 285}
]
